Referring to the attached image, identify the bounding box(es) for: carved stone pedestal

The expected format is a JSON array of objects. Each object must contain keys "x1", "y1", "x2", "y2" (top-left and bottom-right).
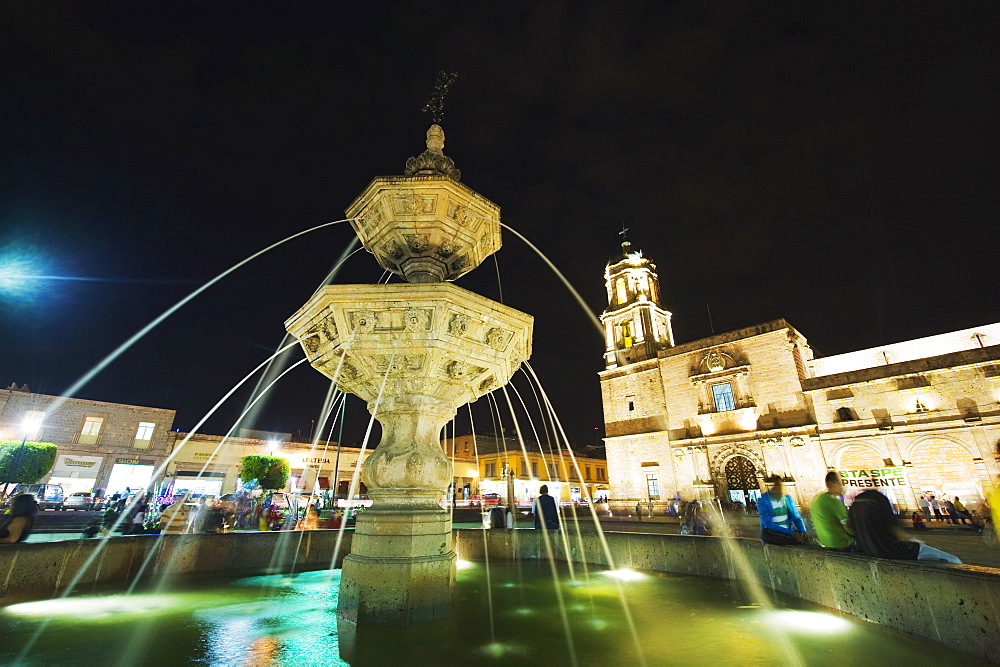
[{"x1": 338, "y1": 491, "x2": 455, "y2": 625}]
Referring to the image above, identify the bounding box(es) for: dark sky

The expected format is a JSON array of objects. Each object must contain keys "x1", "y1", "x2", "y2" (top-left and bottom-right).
[{"x1": 1, "y1": 3, "x2": 997, "y2": 448}]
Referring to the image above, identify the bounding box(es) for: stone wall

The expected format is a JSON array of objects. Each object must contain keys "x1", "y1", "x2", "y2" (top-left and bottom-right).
[
  {"x1": 4, "y1": 529, "x2": 998, "y2": 661},
  {"x1": 455, "y1": 529, "x2": 1000, "y2": 663},
  {"x1": 0, "y1": 531, "x2": 353, "y2": 602}
]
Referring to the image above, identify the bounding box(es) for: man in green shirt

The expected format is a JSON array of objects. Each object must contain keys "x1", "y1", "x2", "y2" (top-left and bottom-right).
[{"x1": 811, "y1": 471, "x2": 853, "y2": 550}]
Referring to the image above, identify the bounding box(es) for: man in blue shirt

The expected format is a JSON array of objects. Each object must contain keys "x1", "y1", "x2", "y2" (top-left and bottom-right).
[{"x1": 758, "y1": 475, "x2": 810, "y2": 545}]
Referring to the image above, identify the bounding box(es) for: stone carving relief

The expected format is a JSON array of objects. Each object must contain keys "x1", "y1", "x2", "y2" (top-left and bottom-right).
[
  {"x1": 444, "y1": 360, "x2": 485, "y2": 380},
  {"x1": 352, "y1": 309, "x2": 378, "y2": 333},
  {"x1": 710, "y1": 444, "x2": 766, "y2": 475},
  {"x1": 405, "y1": 234, "x2": 432, "y2": 253},
  {"x1": 485, "y1": 327, "x2": 511, "y2": 351},
  {"x1": 478, "y1": 375, "x2": 497, "y2": 392},
  {"x1": 437, "y1": 241, "x2": 460, "y2": 258},
  {"x1": 393, "y1": 193, "x2": 422, "y2": 215},
  {"x1": 448, "y1": 313, "x2": 470, "y2": 337},
  {"x1": 448, "y1": 203, "x2": 469, "y2": 223},
  {"x1": 706, "y1": 350, "x2": 725, "y2": 372},
  {"x1": 404, "y1": 307, "x2": 431, "y2": 332}
]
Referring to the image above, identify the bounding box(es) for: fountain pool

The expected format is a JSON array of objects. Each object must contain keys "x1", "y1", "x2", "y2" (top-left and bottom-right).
[{"x1": 1, "y1": 559, "x2": 984, "y2": 666}]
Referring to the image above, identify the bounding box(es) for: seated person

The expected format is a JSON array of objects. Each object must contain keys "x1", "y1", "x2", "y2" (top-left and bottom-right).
[
  {"x1": 759, "y1": 475, "x2": 810, "y2": 545},
  {"x1": 811, "y1": 472, "x2": 853, "y2": 550},
  {"x1": 848, "y1": 490, "x2": 961, "y2": 563},
  {"x1": 911, "y1": 512, "x2": 928, "y2": 531}
]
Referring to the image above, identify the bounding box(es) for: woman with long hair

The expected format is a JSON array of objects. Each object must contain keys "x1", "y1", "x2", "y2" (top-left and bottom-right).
[{"x1": 0, "y1": 494, "x2": 39, "y2": 544}]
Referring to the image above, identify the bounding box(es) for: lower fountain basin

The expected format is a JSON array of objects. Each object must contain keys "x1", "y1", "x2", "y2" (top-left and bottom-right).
[{"x1": 0, "y1": 560, "x2": 983, "y2": 665}]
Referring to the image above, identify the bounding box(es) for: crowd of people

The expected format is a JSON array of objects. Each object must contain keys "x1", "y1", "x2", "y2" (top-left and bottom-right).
[{"x1": 759, "y1": 472, "x2": 968, "y2": 563}]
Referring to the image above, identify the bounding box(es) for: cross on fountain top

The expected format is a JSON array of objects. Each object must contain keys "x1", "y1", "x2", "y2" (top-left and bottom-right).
[{"x1": 421, "y1": 71, "x2": 458, "y2": 124}]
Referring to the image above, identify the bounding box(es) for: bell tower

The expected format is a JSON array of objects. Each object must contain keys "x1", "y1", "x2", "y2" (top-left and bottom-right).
[{"x1": 601, "y1": 232, "x2": 673, "y2": 368}]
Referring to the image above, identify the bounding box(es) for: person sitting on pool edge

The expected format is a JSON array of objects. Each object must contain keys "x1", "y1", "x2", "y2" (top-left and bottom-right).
[
  {"x1": 810, "y1": 471, "x2": 853, "y2": 551},
  {"x1": 848, "y1": 489, "x2": 961, "y2": 563},
  {"x1": 759, "y1": 475, "x2": 810, "y2": 545}
]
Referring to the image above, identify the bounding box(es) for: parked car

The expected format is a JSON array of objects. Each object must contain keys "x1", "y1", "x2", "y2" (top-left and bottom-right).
[
  {"x1": 7, "y1": 484, "x2": 66, "y2": 510},
  {"x1": 61, "y1": 491, "x2": 102, "y2": 511}
]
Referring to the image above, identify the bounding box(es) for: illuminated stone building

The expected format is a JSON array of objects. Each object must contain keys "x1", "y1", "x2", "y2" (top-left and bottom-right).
[
  {"x1": 0, "y1": 385, "x2": 175, "y2": 495},
  {"x1": 444, "y1": 433, "x2": 609, "y2": 505},
  {"x1": 599, "y1": 240, "x2": 1000, "y2": 513}
]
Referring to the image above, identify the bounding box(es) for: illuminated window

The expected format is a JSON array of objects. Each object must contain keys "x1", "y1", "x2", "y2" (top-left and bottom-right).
[
  {"x1": 597, "y1": 468, "x2": 605, "y2": 480},
  {"x1": 485, "y1": 462, "x2": 496, "y2": 477},
  {"x1": 133, "y1": 422, "x2": 156, "y2": 449},
  {"x1": 78, "y1": 416, "x2": 104, "y2": 445},
  {"x1": 21, "y1": 410, "x2": 45, "y2": 440},
  {"x1": 585, "y1": 466, "x2": 592, "y2": 480},
  {"x1": 646, "y1": 473, "x2": 659, "y2": 498},
  {"x1": 548, "y1": 463, "x2": 558, "y2": 479},
  {"x1": 712, "y1": 383, "x2": 736, "y2": 412},
  {"x1": 531, "y1": 461, "x2": 538, "y2": 477},
  {"x1": 615, "y1": 279, "x2": 627, "y2": 304},
  {"x1": 621, "y1": 320, "x2": 633, "y2": 348}
]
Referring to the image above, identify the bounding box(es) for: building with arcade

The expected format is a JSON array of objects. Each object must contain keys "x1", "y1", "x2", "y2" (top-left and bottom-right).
[{"x1": 599, "y1": 238, "x2": 1000, "y2": 514}]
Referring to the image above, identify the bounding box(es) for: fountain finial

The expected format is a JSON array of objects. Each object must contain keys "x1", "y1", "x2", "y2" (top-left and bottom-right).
[{"x1": 404, "y1": 123, "x2": 461, "y2": 180}]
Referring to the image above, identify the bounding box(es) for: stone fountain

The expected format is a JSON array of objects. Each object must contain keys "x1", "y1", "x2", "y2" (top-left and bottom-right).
[{"x1": 285, "y1": 124, "x2": 533, "y2": 625}]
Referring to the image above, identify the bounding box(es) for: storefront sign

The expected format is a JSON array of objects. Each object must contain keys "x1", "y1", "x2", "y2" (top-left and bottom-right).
[
  {"x1": 839, "y1": 467, "x2": 909, "y2": 488},
  {"x1": 301, "y1": 457, "x2": 331, "y2": 464},
  {"x1": 116, "y1": 458, "x2": 140, "y2": 465},
  {"x1": 51, "y1": 455, "x2": 103, "y2": 477}
]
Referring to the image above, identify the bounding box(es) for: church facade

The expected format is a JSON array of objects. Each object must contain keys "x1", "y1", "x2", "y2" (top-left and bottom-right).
[{"x1": 599, "y1": 240, "x2": 1000, "y2": 514}]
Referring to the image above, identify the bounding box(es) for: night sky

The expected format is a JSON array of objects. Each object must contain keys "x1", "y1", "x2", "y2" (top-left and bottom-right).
[{"x1": 1, "y1": 3, "x2": 997, "y2": 449}]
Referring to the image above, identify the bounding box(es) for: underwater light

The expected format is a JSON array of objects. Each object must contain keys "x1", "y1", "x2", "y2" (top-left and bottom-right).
[
  {"x1": 602, "y1": 568, "x2": 646, "y2": 582},
  {"x1": 455, "y1": 559, "x2": 475, "y2": 570},
  {"x1": 4, "y1": 594, "x2": 179, "y2": 618},
  {"x1": 763, "y1": 610, "x2": 854, "y2": 634}
]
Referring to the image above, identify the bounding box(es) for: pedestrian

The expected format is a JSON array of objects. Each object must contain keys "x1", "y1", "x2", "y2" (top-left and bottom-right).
[
  {"x1": 159, "y1": 494, "x2": 192, "y2": 534},
  {"x1": 81, "y1": 517, "x2": 100, "y2": 538},
  {"x1": 0, "y1": 494, "x2": 38, "y2": 544},
  {"x1": 635, "y1": 501, "x2": 643, "y2": 521},
  {"x1": 953, "y1": 497, "x2": 969, "y2": 524},
  {"x1": 848, "y1": 489, "x2": 961, "y2": 563},
  {"x1": 758, "y1": 475, "x2": 810, "y2": 546},
  {"x1": 487, "y1": 504, "x2": 511, "y2": 529},
  {"x1": 941, "y1": 498, "x2": 960, "y2": 525},
  {"x1": 532, "y1": 484, "x2": 559, "y2": 530},
  {"x1": 929, "y1": 495, "x2": 943, "y2": 521},
  {"x1": 101, "y1": 505, "x2": 121, "y2": 536},
  {"x1": 918, "y1": 495, "x2": 931, "y2": 523},
  {"x1": 810, "y1": 472, "x2": 853, "y2": 550},
  {"x1": 295, "y1": 505, "x2": 320, "y2": 531}
]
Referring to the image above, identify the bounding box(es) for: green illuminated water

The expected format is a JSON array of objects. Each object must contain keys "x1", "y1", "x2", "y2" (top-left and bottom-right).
[{"x1": 0, "y1": 560, "x2": 983, "y2": 666}]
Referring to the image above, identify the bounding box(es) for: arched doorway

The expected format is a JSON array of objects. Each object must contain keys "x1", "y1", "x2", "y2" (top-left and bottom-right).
[
  {"x1": 724, "y1": 455, "x2": 760, "y2": 507},
  {"x1": 909, "y1": 439, "x2": 982, "y2": 509}
]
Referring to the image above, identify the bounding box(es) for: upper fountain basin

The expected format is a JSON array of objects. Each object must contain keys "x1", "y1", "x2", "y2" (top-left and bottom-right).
[
  {"x1": 285, "y1": 282, "x2": 533, "y2": 410},
  {"x1": 344, "y1": 175, "x2": 501, "y2": 283}
]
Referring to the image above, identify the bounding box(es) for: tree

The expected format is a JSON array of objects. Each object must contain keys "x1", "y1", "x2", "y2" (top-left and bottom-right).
[
  {"x1": 239, "y1": 455, "x2": 290, "y2": 491},
  {"x1": 0, "y1": 441, "x2": 58, "y2": 486}
]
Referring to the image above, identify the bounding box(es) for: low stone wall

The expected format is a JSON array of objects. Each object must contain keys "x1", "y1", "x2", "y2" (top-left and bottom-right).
[
  {"x1": 4, "y1": 528, "x2": 998, "y2": 661},
  {"x1": 0, "y1": 530, "x2": 353, "y2": 602},
  {"x1": 454, "y1": 528, "x2": 1000, "y2": 663}
]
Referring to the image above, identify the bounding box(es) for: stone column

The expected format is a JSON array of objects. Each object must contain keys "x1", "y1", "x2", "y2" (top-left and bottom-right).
[{"x1": 337, "y1": 395, "x2": 456, "y2": 625}]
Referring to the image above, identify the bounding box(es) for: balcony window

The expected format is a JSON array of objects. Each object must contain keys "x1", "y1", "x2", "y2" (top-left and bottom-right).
[{"x1": 711, "y1": 382, "x2": 736, "y2": 412}]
